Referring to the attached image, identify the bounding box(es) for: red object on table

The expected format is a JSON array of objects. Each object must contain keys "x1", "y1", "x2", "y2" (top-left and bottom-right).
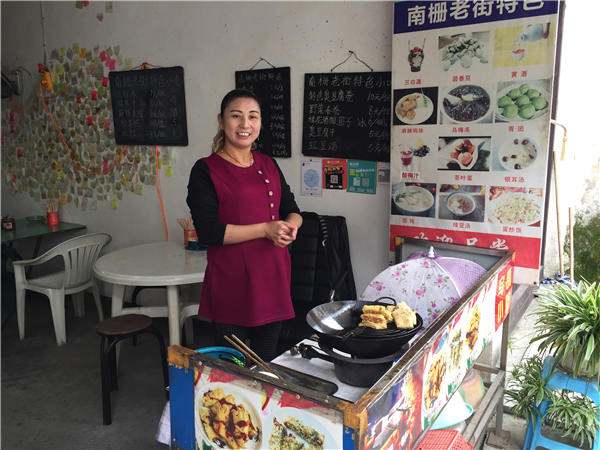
[
  {"x1": 183, "y1": 229, "x2": 197, "y2": 247},
  {"x1": 46, "y1": 212, "x2": 59, "y2": 226},
  {"x1": 416, "y1": 430, "x2": 473, "y2": 450}
]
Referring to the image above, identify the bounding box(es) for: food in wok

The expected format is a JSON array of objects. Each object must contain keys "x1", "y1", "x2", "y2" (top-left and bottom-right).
[{"x1": 358, "y1": 302, "x2": 417, "y2": 330}]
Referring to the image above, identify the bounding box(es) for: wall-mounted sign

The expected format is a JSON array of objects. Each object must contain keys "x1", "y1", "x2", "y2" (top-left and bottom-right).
[
  {"x1": 302, "y1": 72, "x2": 391, "y2": 162},
  {"x1": 235, "y1": 67, "x2": 291, "y2": 158},
  {"x1": 389, "y1": 0, "x2": 560, "y2": 284}
]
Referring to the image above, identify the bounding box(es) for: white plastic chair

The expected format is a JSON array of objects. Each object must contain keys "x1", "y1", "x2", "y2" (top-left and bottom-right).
[{"x1": 13, "y1": 232, "x2": 112, "y2": 346}]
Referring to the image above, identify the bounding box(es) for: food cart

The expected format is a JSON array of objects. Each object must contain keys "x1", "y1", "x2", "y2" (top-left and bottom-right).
[{"x1": 168, "y1": 238, "x2": 514, "y2": 450}]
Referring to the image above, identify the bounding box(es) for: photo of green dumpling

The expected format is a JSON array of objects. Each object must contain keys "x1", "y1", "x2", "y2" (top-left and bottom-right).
[
  {"x1": 503, "y1": 104, "x2": 518, "y2": 119},
  {"x1": 498, "y1": 96, "x2": 512, "y2": 108},
  {"x1": 532, "y1": 96, "x2": 548, "y2": 111},
  {"x1": 508, "y1": 88, "x2": 521, "y2": 100},
  {"x1": 516, "y1": 95, "x2": 530, "y2": 107},
  {"x1": 518, "y1": 104, "x2": 536, "y2": 120},
  {"x1": 496, "y1": 80, "x2": 550, "y2": 122}
]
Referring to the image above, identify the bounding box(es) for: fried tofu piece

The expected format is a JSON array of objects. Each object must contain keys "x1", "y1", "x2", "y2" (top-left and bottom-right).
[
  {"x1": 359, "y1": 313, "x2": 388, "y2": 329},
  {"x1": 362, "y1": 305, "x2": 393, "y2": 322},
  {"x1": 392, "y1": 309, "x2": 415, "y2": 329}
]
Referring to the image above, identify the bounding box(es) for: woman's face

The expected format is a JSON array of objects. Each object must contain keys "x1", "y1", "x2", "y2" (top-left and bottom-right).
[{"x1": 218, "y1": 97, "x2": 261, "y2": 151}]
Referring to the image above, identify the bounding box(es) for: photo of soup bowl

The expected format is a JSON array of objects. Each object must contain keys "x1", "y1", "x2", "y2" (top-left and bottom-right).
[
  {"x1": 446, "y1": 192, "x2": 476, "y2": 217},
  {"x1": 393, "y1": 185, "x2": 435, "y2": 217}
]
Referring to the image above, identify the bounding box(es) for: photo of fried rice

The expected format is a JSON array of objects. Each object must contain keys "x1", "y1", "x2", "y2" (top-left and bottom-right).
[
  {"x1": 424, "y1": 354, "x2": 447, "y2": 410},
  {"x1": 198, "y1": 387, "x2": 259, "y2": 449},
  {"x1": 490, "y1": 193, "x2": 541, "y2": 225},
  {"x1": 466, "y1": 306, "x2": 481, "y2": 352},
  {"x1": 268, "y1": 416, "x2": 325, "y2": 450}
]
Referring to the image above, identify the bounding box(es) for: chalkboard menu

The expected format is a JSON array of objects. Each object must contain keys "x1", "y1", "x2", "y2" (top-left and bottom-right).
[
  {"x1": 235, "y1": 67, "x2": 291, "y2": 158},
  {"x1": 109, "y1": 66, "x2": 188, "y2": 146},
  {"x1": 302, "y1": 72, "x2": 391, "y2": 162}
]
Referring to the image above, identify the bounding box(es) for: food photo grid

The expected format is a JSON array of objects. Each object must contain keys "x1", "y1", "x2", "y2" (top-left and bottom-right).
[{"x1": 390, "y1": 2, "x2": 559, "y2": 283}]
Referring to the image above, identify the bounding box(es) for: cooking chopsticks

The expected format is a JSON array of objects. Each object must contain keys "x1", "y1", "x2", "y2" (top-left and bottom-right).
[{"x1": 223, "y1": 335, "x2": 284, "y2": 381}]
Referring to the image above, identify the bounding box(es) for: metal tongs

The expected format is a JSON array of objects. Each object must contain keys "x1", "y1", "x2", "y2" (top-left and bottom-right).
[{"x1": 223, "y1": 334, "x2": 285, "y2": 381}]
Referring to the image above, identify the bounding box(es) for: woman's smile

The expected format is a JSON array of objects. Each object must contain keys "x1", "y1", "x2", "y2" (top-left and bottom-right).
[{"x1": 218, "y1": 97, "x2": 261, "y2": 151}]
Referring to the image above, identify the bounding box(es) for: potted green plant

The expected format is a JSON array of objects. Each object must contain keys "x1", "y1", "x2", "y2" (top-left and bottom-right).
[
  {"x1": 505, "y1": 355, "x2": 552, "y2": 429},
  {"x1": 530, "y1": 281, "x2": 600, "y2": 378},
  {"x1": 545, "y1": 389, "x2": 600, "y2": 449},
  {"x1": 505, "y1": 355, "x2": 600, "y2": 449}
]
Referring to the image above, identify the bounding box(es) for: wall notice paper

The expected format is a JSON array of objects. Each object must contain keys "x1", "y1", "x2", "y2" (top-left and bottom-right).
[
  {"x1": 347, "y1": 160, "x2": 377, "y2": 195},
  {"x1": 322, "y1": 159, "x2": 348, "y2": 190},
  {"x1": 378, "y1": 161, "x2": 391, "y2": 184},
  {"x1": 301, "y1": 159, "x2": 323, "y2": 197},
  {"x1": 390, "y1": 1, "x2": 559, "y2": 284}
]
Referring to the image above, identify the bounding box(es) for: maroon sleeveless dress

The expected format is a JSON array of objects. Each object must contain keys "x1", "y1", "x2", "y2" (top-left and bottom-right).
[{"x1": 198, "y1": 152, "x2": 295, "y2": 327}]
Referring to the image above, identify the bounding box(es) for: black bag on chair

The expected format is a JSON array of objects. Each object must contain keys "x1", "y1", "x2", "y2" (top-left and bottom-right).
[{"x1": 279, "y1": 212, "x2": 357, "y2": 349}]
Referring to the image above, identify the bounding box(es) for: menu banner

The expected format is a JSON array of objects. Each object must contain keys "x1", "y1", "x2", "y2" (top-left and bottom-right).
[
  {"x1": 364, "y1": 261, "x2": 511, "y2": 448},
  {"x1": 390, "y1": 0, "x2": 559, "y2": 284}
]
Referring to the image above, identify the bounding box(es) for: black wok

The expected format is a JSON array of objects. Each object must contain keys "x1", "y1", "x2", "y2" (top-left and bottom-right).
[
  {"x1": 306, "y1": 298, "x2": 423, "y2": 358},
  {"x1": 298, "y1": 343, "x2": 409, "y2": 387}
]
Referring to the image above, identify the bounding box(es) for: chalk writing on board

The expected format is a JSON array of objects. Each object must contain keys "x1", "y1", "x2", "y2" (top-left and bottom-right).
[
  {"x1": 109, "y1": 66, "x2": 188, "y2": 146},
  {"x1": 302, "y1": 72, "x2": 391, "y2": 162},
  {"x1": 235, "y1": 67, "x2": 291, "y2": 158}
]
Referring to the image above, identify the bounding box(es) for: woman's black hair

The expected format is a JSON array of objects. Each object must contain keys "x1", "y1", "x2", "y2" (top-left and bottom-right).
[{"x1": 220, "y1": 88, "x2": 262, "y2": 116}]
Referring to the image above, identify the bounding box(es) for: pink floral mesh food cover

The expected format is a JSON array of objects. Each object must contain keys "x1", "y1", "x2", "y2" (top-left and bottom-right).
[{"x1": 360, "y1": 247, "x2": 486, "y2": 327}]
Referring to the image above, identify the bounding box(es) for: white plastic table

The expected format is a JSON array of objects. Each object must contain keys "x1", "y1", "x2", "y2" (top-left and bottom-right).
[{"x1": 94, "y1": 241, "x2": 208, "y2": 345}]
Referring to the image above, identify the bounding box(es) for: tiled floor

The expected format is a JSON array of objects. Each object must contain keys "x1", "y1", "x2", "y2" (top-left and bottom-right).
[
  {"x1": 1, "y1": 278, "x2": 545, "y2": 450},
  {"x1": 481, "y1": 297, "x2": 543, "y2": 450}
]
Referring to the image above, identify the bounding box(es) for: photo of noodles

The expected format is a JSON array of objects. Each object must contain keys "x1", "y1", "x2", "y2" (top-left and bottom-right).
[
  {"x1": 424, "y1": 354, "x2": 447, "y2": 410},
  {"x1": 198, "y1": 387, "x2": 260, "y2": 449}
]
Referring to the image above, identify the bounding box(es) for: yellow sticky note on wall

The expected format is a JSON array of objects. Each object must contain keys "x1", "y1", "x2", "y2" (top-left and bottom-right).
[
  {"x1": 60, "y1": 46, "x2": 66, "y2": 57},
  {"x1": 80, "y1": 48, "x2": 87, "y2": 58},
  {"x1": 165, "y1": 166, "x2": 173, "y2": 178},
  {"x1": 111, "y1": 199, "x2": 118, "y2": 209}
]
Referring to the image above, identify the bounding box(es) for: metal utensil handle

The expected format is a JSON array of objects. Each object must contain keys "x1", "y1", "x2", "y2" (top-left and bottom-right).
[{"x1": 374, "y1": 296, "x2": 397, "y2": 305}]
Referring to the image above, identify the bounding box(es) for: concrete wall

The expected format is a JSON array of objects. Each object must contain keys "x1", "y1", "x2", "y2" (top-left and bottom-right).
[
  {"x1": 2, "y1": 1, "x2": 597, "y2": 292},
  {"x1": 1, "y1": 1, "x2": 394, "y2": 295}
]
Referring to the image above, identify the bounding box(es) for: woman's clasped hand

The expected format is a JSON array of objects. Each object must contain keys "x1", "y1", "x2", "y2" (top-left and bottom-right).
[{"x1": 265, "y1": 220, "x2": 298, "y2": 248}]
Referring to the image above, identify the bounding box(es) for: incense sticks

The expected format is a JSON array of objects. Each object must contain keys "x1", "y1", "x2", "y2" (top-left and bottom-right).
[
  {"x1": 176, "y1": 217, "x2": 195, "y2": 231},
  {"x1": 45, "y1": 201, "x2": 59, "y2": 213}
]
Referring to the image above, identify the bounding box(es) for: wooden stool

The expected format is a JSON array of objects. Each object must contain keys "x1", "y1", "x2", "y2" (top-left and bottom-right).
[{"x1": 96, "y1": 314, "x2": 168, "y2": 425}]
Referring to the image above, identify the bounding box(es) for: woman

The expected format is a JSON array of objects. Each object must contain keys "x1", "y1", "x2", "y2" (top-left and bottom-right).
[{"x1": 187, "y1": 88, "x2": 302, "y2": 361}]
